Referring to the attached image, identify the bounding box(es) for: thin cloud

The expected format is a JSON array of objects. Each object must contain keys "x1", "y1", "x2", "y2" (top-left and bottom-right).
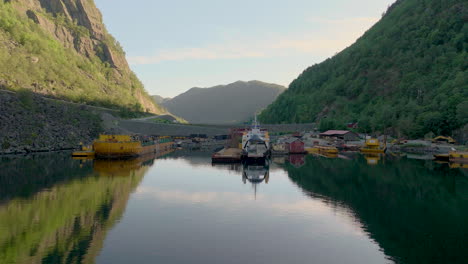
[
  {"x1": 129, "y1": 46, "x2": 265, "y2": 65},
  {"x1": 128, "y1": 16, "x2": 380, "y2": 65}
]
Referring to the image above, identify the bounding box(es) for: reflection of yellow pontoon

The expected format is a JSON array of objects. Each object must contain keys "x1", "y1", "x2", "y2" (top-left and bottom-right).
[
  {"x1": 360, "y1": 138, "x2": 386, "y2": 153},
  {"x1": 449, "y1": 162, "x2": 468, "y2": 169},
  {"x1": 364, "y1": 154, "x2": 381, "y2": 165},
  {"x1": 94, "y1": 149, "x2": 174, "y2": 177},
  {"x1": 449, "y1": 151, "x2": 468, "y2": 163}
]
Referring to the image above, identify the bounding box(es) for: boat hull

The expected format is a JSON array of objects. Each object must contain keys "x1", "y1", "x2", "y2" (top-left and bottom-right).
[
  {"x1": 94, "y1": 141, "x2": 143, "y2": 158},
  {"x1": 94, "y1": 141, "x2": 174, "y2": 158}
]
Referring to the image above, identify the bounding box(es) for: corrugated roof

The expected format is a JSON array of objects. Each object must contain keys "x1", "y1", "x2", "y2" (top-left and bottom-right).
[
  {"x1": 285, "y1": 138, "x2": 302, "y2": 143},
  {"x1": 320, "y1": 130, "x2": 353, "y2": 135}
]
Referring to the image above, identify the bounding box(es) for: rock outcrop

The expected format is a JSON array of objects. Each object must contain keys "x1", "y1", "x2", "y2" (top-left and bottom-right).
[{"x1": 11, "y1": 0, "x2": 127, "y2": 69}]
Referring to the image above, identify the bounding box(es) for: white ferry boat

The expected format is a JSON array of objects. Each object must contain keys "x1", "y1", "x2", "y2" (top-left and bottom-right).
[{"x1": 241, "y1": 116, "x2": 270, "y2": 162}]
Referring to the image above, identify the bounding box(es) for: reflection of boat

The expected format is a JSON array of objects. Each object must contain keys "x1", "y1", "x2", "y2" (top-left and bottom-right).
[
  {"x1": 434, "y1": 154, "x2": 449, "y2": 161},
  {"x1": 93, "y1": 135, "x2": 173, "y2": 158},
  {"x1": 242, "y1": 164, "x2": 270, "y2": 184},
  {"x1": 364, "y1": 154, "x2": 381, "y2": 165},
  {"x1": 360, "y1": 138, "x2": 386, "y2": 153},
  {"x1": 241, "y1": 116, "x2": 270, "y2": 162},
  {"x1": 241, "y1": 163, "x2": 270, "y2": 199}
]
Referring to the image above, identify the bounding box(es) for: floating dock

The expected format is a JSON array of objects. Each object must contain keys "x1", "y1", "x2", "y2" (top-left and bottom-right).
[
  {"x1": 72, "y1": 145, "x2": 95, "y2": 158},
  {"x1": 212, "y1": 148, "x2": 242, "y2": 163},
  {"x1": 72, "y1": 135, "x2": 174, "y2": 159},
  {"x1": 306, "y1": 146, "x2": 339, "y2": 155}
]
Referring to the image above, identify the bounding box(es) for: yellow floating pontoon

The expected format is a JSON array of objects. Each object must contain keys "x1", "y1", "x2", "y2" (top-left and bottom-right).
[
  {"x1": 360, "y1": 138, "x2": 386, "y2": 153},
  {"x1": 306, "y1": 146, "x2": 339, "y2": 155},
  {"x1": 72, "y1": 145, "x2": 95, "y2": 158}
]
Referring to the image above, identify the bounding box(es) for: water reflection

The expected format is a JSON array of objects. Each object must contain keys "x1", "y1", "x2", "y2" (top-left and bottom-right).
[
  {"x1": 363, "y1": 153, "x2": 382, "y2": 165},
  {"x1": 282, "y1": 155, "x2": 468, "y2": 264},
  {"x1": 0, "y1": 152, "x2": 167, "y2": 264},
  {"x1": 242, "y1": 163, "x2": 269, "y2": 184},
  {"x1": 1, "y1": 151, "x2": 467, "y2": 264}
]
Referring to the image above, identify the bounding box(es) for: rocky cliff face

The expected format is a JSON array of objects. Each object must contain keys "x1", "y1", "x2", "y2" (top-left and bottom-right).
[
  {"x1": 0, "y1": 0, "x2": 161, "y2": 113},
  {"x1": 12, "y1": 0, "x2": 128, "y2": 70}
]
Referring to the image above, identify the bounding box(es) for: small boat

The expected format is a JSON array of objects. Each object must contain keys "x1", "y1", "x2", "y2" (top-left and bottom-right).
[{"x1": 360, "y1": 138, "x2": 386, "y2": 153}]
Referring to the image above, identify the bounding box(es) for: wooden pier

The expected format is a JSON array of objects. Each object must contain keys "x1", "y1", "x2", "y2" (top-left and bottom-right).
[{"x1": 212, "y1": 148, "x2": 242, "y2": 163}]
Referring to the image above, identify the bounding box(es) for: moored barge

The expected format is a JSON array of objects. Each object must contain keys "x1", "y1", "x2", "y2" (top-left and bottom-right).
[{"x1": 93, "y1": 135, "x2": 173, "y2": 158}]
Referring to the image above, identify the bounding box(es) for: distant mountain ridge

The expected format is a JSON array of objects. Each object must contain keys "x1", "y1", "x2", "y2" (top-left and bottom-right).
[{"x1": 156, "y1": 81, "x2": 286, "y2": 124}]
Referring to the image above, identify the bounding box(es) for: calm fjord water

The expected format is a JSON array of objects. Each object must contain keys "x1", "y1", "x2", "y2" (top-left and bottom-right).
[{"x1": 0, "y1": 152, "x2": 467, "y2": 264}]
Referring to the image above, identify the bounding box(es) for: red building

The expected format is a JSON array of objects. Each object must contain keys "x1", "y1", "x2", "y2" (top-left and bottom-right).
[{"x1": 285, "y1": 138, "x2": 305, "y2": 154}]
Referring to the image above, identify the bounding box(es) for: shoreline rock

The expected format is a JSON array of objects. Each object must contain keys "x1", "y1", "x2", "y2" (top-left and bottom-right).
[{"x1": 0, "y1": 90, "x2": 103, "y2": 155}]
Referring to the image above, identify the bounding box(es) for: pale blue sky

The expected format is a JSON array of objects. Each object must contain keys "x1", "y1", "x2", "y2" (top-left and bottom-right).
[{"x1": 95, "y1": 0, "x2": 395, "y2": 97}]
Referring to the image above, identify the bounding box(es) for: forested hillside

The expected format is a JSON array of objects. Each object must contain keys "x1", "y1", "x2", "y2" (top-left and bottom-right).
[
  {"x1": 0, "y1": 0, "x2": 163, "y2": 114},
  {"x1": 259, "y1": 0, "x2": 467, "y2": 138}
]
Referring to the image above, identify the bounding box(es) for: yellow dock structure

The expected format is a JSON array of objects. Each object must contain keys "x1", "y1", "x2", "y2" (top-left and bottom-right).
[
  {"x1": 432, "y1": 136, "x2": 456, "y2": 144},
  {"x1": 306, "y1": 146, "x2": 339, "y2": 158},
  {"x1": 92, "y1": 135, "x2": 173, "y2": 158},
  {"x1": 360, "y1": 138, "x2": 386, "y2": 153},
  {"x1": 72, "y1": 145, "x2": 95, "y2": 158},
  {"x1": 306, "y1": 146, "x2": 339, "y2": 155}
]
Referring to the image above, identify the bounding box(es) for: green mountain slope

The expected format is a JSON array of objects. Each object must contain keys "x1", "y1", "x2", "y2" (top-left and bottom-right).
[
  {"x1": 0, "y1": 0, "x2": 163, "y2": 114},
  {"x1": 259, "y1": 0, "x2": 467, "y2": 138}
]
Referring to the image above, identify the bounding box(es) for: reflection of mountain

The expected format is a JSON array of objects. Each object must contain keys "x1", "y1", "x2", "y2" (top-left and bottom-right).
[
  {"x1": 284, "y1": 156, "x2": 468, "y2": 264},
  {"x1": 0, "y1": 154, "x2": 155, "y2": 264},
  {"x1": 169, "y1": 150, "x2": 213, "y2": 167},
  {"x1": 0, "y1": 153, "x2": 92, "y2": 203}
]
